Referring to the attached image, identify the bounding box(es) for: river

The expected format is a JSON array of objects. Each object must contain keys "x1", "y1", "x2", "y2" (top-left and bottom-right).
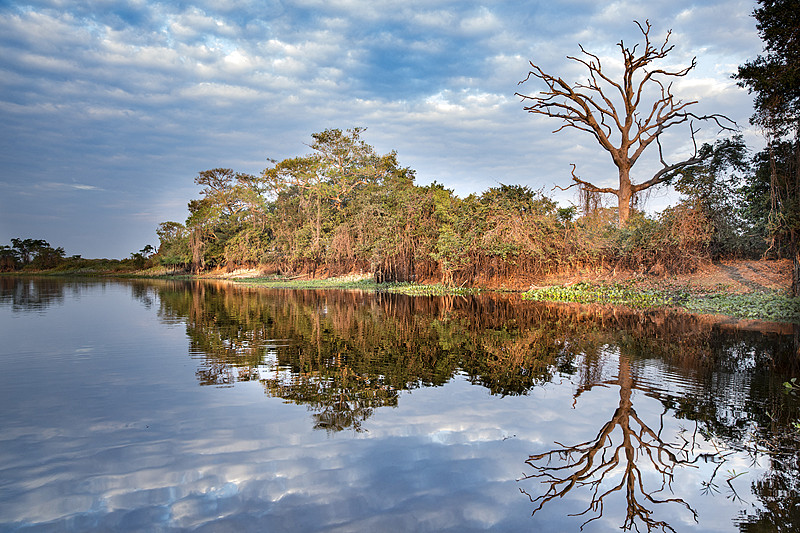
[{"x1": 1, "y1": 277, "x2": 798, "y2": 532}]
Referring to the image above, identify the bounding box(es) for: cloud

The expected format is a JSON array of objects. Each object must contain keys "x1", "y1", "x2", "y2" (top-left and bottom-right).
[
  {"x1": 35, "y1": 182, "x2": 103, "y2": 192},
  {"x1": 0, "y1": 0, "x2": 763, "y2": 257}
]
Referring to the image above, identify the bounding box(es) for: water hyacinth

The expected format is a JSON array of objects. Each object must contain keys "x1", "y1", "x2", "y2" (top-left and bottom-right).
[
  {"x1": 522, "y1": 282, "x2": 673, "y2": 309},
  {"x1": 523, "y1": 282, "x2": 800, "y2": 323},
  {"x1": 683, "y1": 291, "x2": 800, "y2": 322}
]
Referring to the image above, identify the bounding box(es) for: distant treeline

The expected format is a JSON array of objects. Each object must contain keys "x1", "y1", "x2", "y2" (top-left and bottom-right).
[
  {"x1": 0, "y1": 238, "x2": 153, "y2": 273},
  {"x1": 151, "y1": 128, "x2": 791, "y2": 286},
  {"x1": 0, "y1": 238, "x2": 67, "y2": 271}
]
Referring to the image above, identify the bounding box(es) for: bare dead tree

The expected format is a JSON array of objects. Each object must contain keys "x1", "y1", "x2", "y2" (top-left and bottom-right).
[{"x1": 517, "y1": 20, "x2": 735, "y2": 226}]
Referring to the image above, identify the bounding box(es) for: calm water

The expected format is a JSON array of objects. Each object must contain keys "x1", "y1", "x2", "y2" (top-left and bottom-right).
[{"x1": 1, "y1": 278, "x2": 799, "y2": 532}]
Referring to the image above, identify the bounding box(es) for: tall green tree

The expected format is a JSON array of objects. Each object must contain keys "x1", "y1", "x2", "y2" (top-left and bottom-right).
[
  {"x1": 736, "y1": 0, "x2": 800, "y2": 136},
  {"x1": 671, "y1": 135, "x2": 754, "y2": 257},
  {"x1": 184, "y1": 168, "x2": 268, "y2": 271},
  {"x1": 10, "y1": 238, "x2": 50, "y2": 265},
  {"x1": 8, "y1": 238, "x2": 65, "y2": 269},
  {"x1": 263, "y1": 128, "x2": 404, "y2": 265},
  {"x1": 156, "y1": 221, "x2": 190, "y2": 272},
  {"x1": 736, "y1": 0, "x2": 800, "y2": 293}
]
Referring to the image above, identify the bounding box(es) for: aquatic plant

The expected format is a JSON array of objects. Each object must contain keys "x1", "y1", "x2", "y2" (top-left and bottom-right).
[
  {"x1": 522, "y1": 282, "x2": 673, "y2": 308},
  {"x1": 523, "y1": 283, "x2": 800, "y2": 323},
  {"x1": 682, "y1": 291, "x2": 800, "y2": 322},
  {"x1": 378, "y1": 282, "x2": 478, "y2": 296},
  {"x1": 237, "y1": 275, "x2": 479, "y2": 296}
]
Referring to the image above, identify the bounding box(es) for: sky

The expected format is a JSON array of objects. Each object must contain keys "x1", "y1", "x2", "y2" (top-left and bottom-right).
[{"x1": 0, "y1": 0, "x2": 766, "y2": 259}]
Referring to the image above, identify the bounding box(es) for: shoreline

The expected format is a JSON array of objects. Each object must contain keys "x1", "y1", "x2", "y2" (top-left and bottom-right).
[{"x1": 4, "y1": 259, "x2": 798, "y2": 324}]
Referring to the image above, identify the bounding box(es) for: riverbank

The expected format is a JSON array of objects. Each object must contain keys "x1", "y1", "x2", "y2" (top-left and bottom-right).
[
  {"x1": 522, "y1": 259, "x2": 800, "y2": 323},
  {"x1": 206, "y1": 259, "x2": 799, "y2": 323},
  {"x1": 4, "y1": 259, "x2": 798, "y2": 323}
]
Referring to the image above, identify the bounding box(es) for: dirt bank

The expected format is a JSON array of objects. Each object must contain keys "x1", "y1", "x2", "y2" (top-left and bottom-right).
[
  {"x1": 534, "y1": 258, "x2": 792, "y2": 295},
  {"x1": 202, "y1": 259, "x2": 793, "y2": 295}
]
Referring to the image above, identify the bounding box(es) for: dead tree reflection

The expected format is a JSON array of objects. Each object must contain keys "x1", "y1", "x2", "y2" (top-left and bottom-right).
[{"x1": 521, "y1": 355, "x2": 699, "y2": 532}]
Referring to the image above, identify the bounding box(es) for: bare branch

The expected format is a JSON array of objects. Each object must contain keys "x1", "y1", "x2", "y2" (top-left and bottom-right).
[
  {"x1": 518, "y1": 19, "x2": 739, "y2": 225},
  {"x1": 520, "y1": 357, "x2": 702, "y2": 532},
  {"x1": 565, "y1": 164, "x2": 619, "y2": 195}
]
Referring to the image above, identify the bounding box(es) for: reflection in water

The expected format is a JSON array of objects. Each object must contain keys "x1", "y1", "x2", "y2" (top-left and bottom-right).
[
  {"x1": 0, "y1": 276, "x2": 67, "y2": 311},
  {"x1": 515, "y1": 311, "x2": 800, "y2": 532},
  {"x1": 521, "y1": 354, "x2": 700, "y2": 532},
  {"x1": 4, "y1": 277, "x2": 799, "y2": 531},
  {"x1": 144, "y1": 280, "x2": 800, "y2": 529},
  {"x1": 153, "y1": 283, "x2": 577, "y2": 432}
]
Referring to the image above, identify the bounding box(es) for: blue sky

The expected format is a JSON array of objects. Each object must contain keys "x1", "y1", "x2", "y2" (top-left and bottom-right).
[{"x1": 0, "y1": 0, "x2": 763, "y2": 258}]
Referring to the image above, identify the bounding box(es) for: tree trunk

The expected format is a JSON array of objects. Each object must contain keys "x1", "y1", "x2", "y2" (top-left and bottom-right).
[
  {"x1": 793, "y1": 236, "x2": 799, "y2": 297},
  {"x1": 617, "y1": 166, "x2": 633, "y2": 226},
  {"x1": 190, "y1": 229, "x2": 204, "y2": 273},
  {"x1": 315, "y1": 192, "x2": 321, "y2": 252},
  {"x1": 794, "y1": 137, "x2": 800, "y2": 297}
]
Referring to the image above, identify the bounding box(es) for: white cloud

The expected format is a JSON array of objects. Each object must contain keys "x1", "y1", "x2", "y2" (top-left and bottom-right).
[
  {"x1": 179, "y1": 82, "x2": 262, "y2": 102},
  {"x1": 460, "y1": 6, "x2": 502, "y2": 36},
  {"x1": 0, "y1": 0, "x2": 764, "y2": 257},
  {"x1": 35, "y1": 182, "x2": 103, "y2": 191}
]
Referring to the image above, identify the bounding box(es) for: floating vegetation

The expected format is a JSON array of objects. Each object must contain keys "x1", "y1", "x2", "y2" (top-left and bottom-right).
[
  {"x1": 377, "y1": 282, "x2": 479, "y2": 296},
  {"x1": 523, "y1": 282, "x2": 800, "y2": 323},
  {"x1": 682, "y1": 291, "x2": 800, "y2": 322},
  {"x1": 237, "y1": 274, "x2": 375, "y2": 291},
  {"x1": 237, "y1": 276, "x2": 479, "y2": 296},
  {"x1": 522, "y1": 282, "x2": 673, "y2": 308}
]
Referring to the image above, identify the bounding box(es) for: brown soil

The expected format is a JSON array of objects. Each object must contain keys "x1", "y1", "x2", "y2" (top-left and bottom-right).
[
  {"x1": 206, "y1": 258, "x2": 793, "y2": 296},
  {"x1": 531, "y1": 258, "x2": 793, "y2": 295}
]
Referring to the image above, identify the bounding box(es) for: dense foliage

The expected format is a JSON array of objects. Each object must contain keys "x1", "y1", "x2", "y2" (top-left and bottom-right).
[
  {"x1": 736, "y1": 0, "x2": 800, "y2": 293},
  {"x1": 0, "y1": 238, "x2": 65, "y2": 271},
  {"x1": 152, "y1": 128, "x2": 773, "y2": 286}
]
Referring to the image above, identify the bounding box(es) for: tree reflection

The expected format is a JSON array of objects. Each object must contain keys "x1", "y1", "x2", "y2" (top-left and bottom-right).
[
  {"x1": 147, "y1": 280, "x2": 800, "y2": 449},
  {"x1": 736, "y1": 384, "x2": 800, "y2": 532},
  {"x1": 151, "y1": 284, "x2": 591, "y2": 431},
  {"x1": 262, "y1": 365, "x2": 399, "y2": 433},
  {"x1": 516, "y1": 305, "x2": 800, "y2": 532},
  {"x1": 0, "y1": 277, "x2": 67, "y2": 311},
  {"x1": 521, "y1": 355, "x2": 699, "y2": 532},
  {"x1": 25, "y1": 276, "x2": 787, "y2": 527},
  {"x1": 741, "y1": 454, "x2": 800, "y2": 532}
]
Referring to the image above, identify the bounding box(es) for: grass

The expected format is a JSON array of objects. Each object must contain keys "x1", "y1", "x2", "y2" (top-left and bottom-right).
[{"x1": 522, "y1": 282, "x2": 800, "y2": 323}]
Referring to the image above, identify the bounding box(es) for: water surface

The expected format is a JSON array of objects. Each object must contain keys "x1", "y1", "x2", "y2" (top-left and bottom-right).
[{"x1": 1, "y1": 278, "x2": 798, "y2": 532}]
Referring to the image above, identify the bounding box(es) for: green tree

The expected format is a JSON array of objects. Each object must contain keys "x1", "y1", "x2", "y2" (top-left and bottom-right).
[
  {"x1": 10, "y1": 238, "x2": 50, "y2": 265},
  {"x1": 30, "y1": 245, "x2": 65, "y2": 269},
  {"x1": 184, "y1": 168, "x2": 268, "y2": 271},
  {"x1": 156, "y1": 221, "x2": 190, "y2": 272},
  {"x1": 735, "y1": 0, "x2": 800, "y2": 136},
  {"x1": 263, "y1": 128, "x2": 408, "y2": 269},
  {"x1": 741, "y1": 141, "x2": 798, "y2": 256},
  {"x1": 0, "y1": 245, "x2": 19, "y2": 271},
  {"x1": 735, "y1": 0, "x2": 800, "y2": 293},
  {"x1": 671, "y1": 135, "x2": 754, "y2": 257},
  {"x1": 8, "y1": 238, "x2": 65, "y2": 270}
]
